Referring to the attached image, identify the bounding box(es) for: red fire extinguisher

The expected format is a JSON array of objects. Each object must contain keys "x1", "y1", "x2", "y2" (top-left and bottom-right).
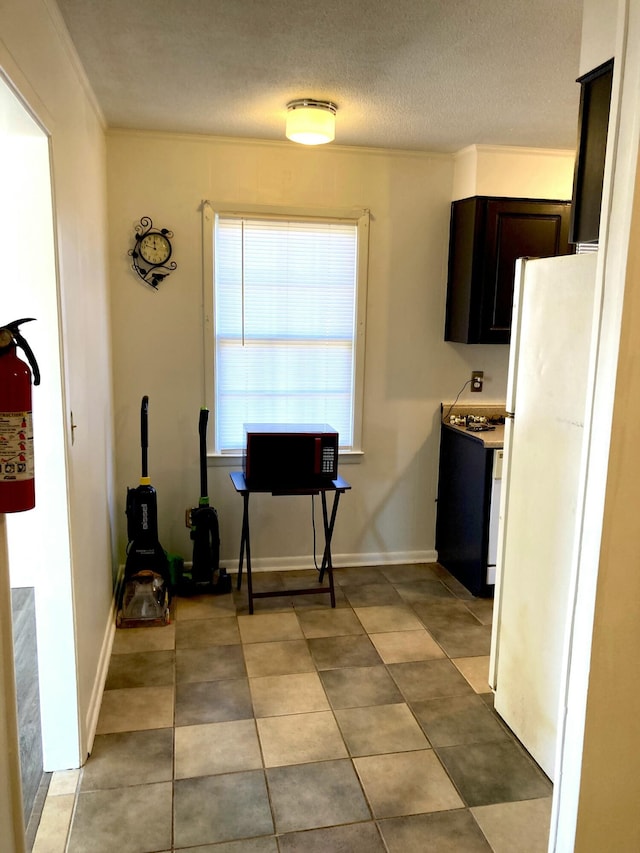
[{"x1": 0, "y1": 318, "x2": 41, "y2": 513}]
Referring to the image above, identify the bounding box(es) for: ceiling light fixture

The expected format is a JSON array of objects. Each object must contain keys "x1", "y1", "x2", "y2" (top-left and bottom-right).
[{"x1": 286, "y1": 98, "x2": 338, "y2": 145}]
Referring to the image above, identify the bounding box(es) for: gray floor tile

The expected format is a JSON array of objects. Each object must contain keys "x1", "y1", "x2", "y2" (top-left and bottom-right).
[
  {"x1": 104, "y1": 650, "x2": 175, "y2": 689},
  {"x1": 112, "y1": 624, "x2": 176, "y2": 654},
  {"x1": 174, "y1": 839, "x2": 278, "y2": 852},
  {"x1": 379, "y1": 563, "x2": 443, "y2": 584},
  {"x1": 308, "y1": 634, "x2": 382, "y2": 669},
  {"x1": 354, "y1": 750, "x2": 463, "y2": 817},
  {"x1": 67, "y1": 782, "x2": 172, "y2": 853},
  {"x1": 333, "y1": 566, "x2": 386, "y2": 586},
  {"x1": 354, "y1": 604, "x2": 425, "y2": 633},
  {"x1": 342, "y1": 583, "x2": 404, "y2": 607},
  {"x1": 436, "y1": 740, "x2": 552, "y2": 807},
  {"x1": 241, "y1": 571, "x2": 287, "y2": 592},
  {"x1": 243, "y1": 640, "x2": 314, "y2": 677},
  {"x1": 411, "y1": 693, "x2": 509, "y2": 747},
  {"x1": 335, "y1": 703, "x2": 429, "y2": 755},
  {"x1": 233, "y1": 593, "x2": 299, "y2": 614},
  {"x1": 249, "y1": 672, "x2": 330, "y2": 717},
  {"x1": 81, "y1": 729, "x2": 173, "y2": 790},
  {"x1": 320, "y1": 665, "x2": 404, "y2": 709},
  {"x1": 440, "y1": 574, "x2": 478, "y2": 599},
  {"x1": 451, "y1": 656, "x2": 492, "y2": 693},
  {"x1": 174, "y1": 770, "x2": 273, "y2": 847},
  {"x1": 50, "y1": 567, "x2": 551, "y2": 852},
  {"x1": 175, "y1": 678, "x2": 253, "y2": 725},
  {"x1": 277, "y1": 821, "x2": 386, "y2": 852},
  {"x1": 267, "y1": 759, "x2": 371, "y2": 833},
  {"x1": 176, "y1": 645, "x2": 246, "y2": 683},
  {"x1": 257, "y1": 710, "x2": 347, "y2": 767},
  {"x1": 291, "y1": 588, "x2": 349, "y2": 609},
  {"x1": 394, "y1": 579, "x2": 456, "y2": 602},
  {"x1": 296, "y1": 607, "x2": 365, "y2": 638},
  {"x1": 412, "y1": 599, "x2": 484, "y2": 631},
  {"x1": 388, "y1": 658, "x2": 474, "y2": 702},
  {"x1": 175, "y1": 617, "x2": 241, "y2": 649},
  {"x1": 369, "y1": 629, "x2": 445, "y2": 663},
  {"x1": 238, "y1": 611, "x2": 303, "y2": 643},
  {"x1": 464, "y1": 597, "x2": 495, "y2": 625},
  {"x1": 176, "y1": 594, "x2": 237, "y2": 621},
  {"x1": 279, "y1": 569, "x2": 329, "y2": 591},
  {"x1": 174, "y1": 840, "x2": 278, "y2": 853},
  {"x1": 426, "y1": 623, "x2": 493, "y2": 657},
  {"x1": 31, "y1": 792, "x2": 75, "y2": 853},
  {"x1": 378, "y1": 809, "x2": 492, "y2": 852},
  {"x1": 96, "y1": 686, "x2": 174, "y2": 734},
  {"x1": 175, "y1": 719, "x2": 262, "y2": 778},
  {"x1": 482, "y1": 692, "x2": 496, "y2": 708},
  {"x1": 471, "y1": 797, "x2": 552, "y2": 853}
]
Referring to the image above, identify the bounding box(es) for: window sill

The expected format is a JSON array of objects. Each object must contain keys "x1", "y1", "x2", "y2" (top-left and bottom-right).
[{"x1": 208, "y1": 450, "x2": 364, "y2": 467}]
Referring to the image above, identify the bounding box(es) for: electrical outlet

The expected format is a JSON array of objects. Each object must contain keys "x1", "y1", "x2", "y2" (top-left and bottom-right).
[{"x1": 471, "y1": 370, "x2": 484, "y2": 392}]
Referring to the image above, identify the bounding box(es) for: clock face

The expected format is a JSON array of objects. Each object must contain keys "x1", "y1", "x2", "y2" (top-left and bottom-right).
[{"x1": 138, "y1": 232, "x2": 172, "y2": 265}]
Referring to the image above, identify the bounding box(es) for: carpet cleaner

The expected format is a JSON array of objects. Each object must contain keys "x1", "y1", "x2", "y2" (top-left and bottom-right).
[
  {"x1": 117, "y1": 395, "x2": 172, "y2": 626},
  {"x1": 181, "y1": 407, "x2": 231, "y2": 595}
]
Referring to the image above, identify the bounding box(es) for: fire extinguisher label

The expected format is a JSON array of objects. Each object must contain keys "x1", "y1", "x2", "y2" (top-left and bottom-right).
[{"x1": 0, "y1": 412, "x2": 34, "y2": 481}]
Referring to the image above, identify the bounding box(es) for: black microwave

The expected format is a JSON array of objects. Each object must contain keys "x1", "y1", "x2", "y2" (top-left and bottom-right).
[{"x1": 243, "y1": 423, "x2": 339, "y2": 490}]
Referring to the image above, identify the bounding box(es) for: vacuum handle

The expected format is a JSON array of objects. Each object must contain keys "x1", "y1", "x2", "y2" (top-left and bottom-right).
[
  {"x1": 199, "y1": 407, "x2": 209, "y2": 501},
  {"x1": 141, "y1": 396, "x2": 149, "y2": 479}
]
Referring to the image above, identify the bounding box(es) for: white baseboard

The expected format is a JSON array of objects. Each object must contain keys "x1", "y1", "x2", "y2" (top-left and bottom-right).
[
  {"x1": 218, "y1": 550, "x2": 438, "y2": 573},
  {"x1": 116, "y1": 550, "x2": 438, "y2": 577},
  {"x1": 84, "y1": 574, "x2": 120, "y2": 761}
]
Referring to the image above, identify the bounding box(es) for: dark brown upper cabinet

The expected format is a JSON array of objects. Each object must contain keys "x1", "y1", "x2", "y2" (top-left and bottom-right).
[
  {"x1": 569, "y1": 59, "x2": 614, "y2": 245},
  {"x1": 444, "y1": 196, "x2": 573, "y2": 345}
]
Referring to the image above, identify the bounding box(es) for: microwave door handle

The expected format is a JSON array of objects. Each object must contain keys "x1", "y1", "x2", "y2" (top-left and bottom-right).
[{"x1": 314, "y1": 437, "x2": 322, "y2": 474}]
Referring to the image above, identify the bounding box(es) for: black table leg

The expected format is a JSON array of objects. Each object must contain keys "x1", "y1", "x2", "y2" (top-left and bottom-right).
[
  {"x1": 237, "y1": 494, "x2": 254, "y2": 606},
  {"x1": 240, "y1": 493, "x2": 254, "y2": 614},
  {"x1": 319, "y1": 491, "x2": 340, "y2": 607}
]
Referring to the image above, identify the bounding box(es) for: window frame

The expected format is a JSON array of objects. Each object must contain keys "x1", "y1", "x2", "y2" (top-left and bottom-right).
[{"x1": 202, "y1": 200, "x2": 370, "y2": 463}]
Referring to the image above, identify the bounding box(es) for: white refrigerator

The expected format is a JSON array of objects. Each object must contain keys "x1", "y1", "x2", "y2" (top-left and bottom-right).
[{"x1": 489, "y1": 252, "x2": 597, "y2": 781}]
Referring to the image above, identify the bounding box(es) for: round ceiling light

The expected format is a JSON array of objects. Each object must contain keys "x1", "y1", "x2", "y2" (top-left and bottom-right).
[{"x1": 286, "y1": 99, "x2": 338, "y2": 145}]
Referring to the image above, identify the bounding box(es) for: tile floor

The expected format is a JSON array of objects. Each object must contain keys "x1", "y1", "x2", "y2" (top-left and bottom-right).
[{"x1": 32, "y1": 563, "x2": 552, "y2": 853}]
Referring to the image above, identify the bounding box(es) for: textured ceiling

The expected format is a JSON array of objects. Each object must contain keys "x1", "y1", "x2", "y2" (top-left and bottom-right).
[{"x1": 55, "y1": 0, "x2": 583, "y2": 153}]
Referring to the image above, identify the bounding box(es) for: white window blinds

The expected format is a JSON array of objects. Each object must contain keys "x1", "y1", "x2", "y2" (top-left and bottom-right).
[{"x1": 214, "y1": 214, "x2": 362, "y2": 453}]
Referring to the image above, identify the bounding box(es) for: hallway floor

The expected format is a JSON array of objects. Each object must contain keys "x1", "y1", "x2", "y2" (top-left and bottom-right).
[{"x1": 33, "y1": 563, "x2": 552, "y2": 852}]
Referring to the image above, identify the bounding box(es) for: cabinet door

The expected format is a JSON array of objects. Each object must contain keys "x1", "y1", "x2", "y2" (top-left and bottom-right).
[
  {"x1": 435, "y1": 425, "x2": 493, "y2": 597},
  {"x1": 444, "y1": 197, "x2": 572, "y2": 345},
  {"x1": 569, "y1": 59, "x2": 614, "y2": 244},
  {"x1": 482, "y1": 199, "x2": 572, "y2": 344}
]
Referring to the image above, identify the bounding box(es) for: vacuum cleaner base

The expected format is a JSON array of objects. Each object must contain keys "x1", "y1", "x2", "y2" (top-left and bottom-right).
[{"x1": 116, "y1": 570, "x2": 170, "y2": 627}]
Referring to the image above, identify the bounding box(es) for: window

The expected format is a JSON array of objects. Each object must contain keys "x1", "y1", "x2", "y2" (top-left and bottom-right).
[{"x1": 202, "y1": 203, "x2": 369, "y2": 456}]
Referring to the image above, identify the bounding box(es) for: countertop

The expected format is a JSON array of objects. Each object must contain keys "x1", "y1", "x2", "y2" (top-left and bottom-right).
[
  {"x1": 442, "y1": 420, "x2": 505, "y2": 449},
  {"x1": 440, "y1": 402, "x2": 506, "y2": 449}
]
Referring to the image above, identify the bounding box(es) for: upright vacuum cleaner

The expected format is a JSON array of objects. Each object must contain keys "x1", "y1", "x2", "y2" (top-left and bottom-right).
[
  {"x1": 117, "y1": 395, "x2": 171, "y2": 626},
  {"x1": 181, "y1": 407, "x2": 231, "y2": 595}
]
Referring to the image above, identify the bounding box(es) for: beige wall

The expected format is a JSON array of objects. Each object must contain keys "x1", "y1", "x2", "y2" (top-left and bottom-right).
[
  {"x1": 107, "y1": 133, "x2": 572, "y2": 572},
  {"x1": 107, "y1": 133, "x2": 488, "y2": 568},
  {"x1": 576, "y1": 145, "x2": 640, "y2": 850},
  {"x1": 107, "y1": 132, "x2": 577, "y2": 572},
  {"x1": 453, "y1": 145, "x2": 575, "y2": 201},
  {"x1": 550, "y1": 0, "x2": 640, "y2": 849},
  {"x1": 0, "y1": 0, "x2": 115, "y2": 764},
  {"x1": 569, "y1": 1, "x2": 640, "y2": 848},
  {"x1": 579, "y1": 0, "x2": 618, "y2": 74}
]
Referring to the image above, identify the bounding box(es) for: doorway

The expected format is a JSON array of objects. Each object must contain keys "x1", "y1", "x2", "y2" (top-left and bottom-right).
[{"x1": 0, "y1": 73, "x2": 80, "y2": 832}]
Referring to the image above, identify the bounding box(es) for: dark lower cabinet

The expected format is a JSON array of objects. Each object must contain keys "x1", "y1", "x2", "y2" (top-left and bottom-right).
[
  {"x1": 435, "y1": 424, "x2": 494, "y2": 597},
  {"x1": 444, "y1": 195, "x2": 573, "y2": 344}
]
